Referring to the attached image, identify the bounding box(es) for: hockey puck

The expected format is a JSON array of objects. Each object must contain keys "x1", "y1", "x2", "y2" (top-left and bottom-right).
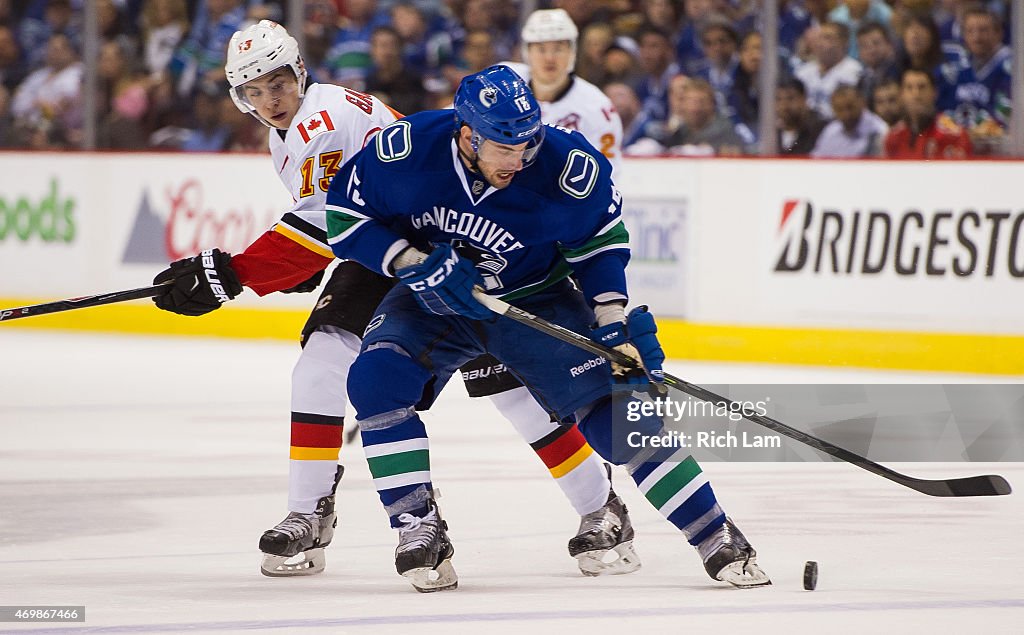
[{"x1": 803, "y1": 561, "x2": 818, "y2": 590}]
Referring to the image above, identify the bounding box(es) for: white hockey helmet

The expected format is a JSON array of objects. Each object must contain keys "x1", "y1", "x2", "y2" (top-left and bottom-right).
[
  {"x1": 520, "y1": 9, "x2": 579, "y2": 71},
  {"x1": 225, "y1": 20, "x2": 307, "y2": 127}
]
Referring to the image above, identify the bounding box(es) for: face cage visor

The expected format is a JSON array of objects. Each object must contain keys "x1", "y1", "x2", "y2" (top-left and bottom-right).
[{"x1": 470, "y1": 125, "x2": 545, "y2": 168}]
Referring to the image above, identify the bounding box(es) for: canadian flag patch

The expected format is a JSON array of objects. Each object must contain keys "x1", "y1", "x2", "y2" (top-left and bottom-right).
[{"x1": 297, "y1": 110, "x2": 335, "y2": 143}]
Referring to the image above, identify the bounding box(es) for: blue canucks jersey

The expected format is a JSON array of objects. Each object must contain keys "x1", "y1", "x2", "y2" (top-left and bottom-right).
[
  {"x1": 937, "y1": 46, "x2": 1012, "y2": 129},
  {"x1": 324, "y1": 109, "x2": 631, "y2": 307}
]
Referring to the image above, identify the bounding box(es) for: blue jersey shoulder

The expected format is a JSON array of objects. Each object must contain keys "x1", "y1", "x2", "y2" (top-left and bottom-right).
[
  {"x1": 520, "y1": 124, "x2": 615, "y2": 207},
  {"x1": 363, "y1": 109, "x2": 454, "y2": 172}
]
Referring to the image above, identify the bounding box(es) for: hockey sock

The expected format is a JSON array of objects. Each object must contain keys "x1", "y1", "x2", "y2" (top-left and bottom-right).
[
  {"x1": 287, "y1": 329, "x2": 358, "y2": 513},
  {"x1": 489, "y1": 387, "x2": 609, "y2": 515},
  {"x1": 578, "y1": 397, "x2": 726, "y2": 545},
  {"x1": 348, "y1": 346, "x2": 436, "y2": 527}
]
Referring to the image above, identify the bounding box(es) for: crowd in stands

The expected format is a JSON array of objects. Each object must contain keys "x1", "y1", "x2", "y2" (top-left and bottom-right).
[{"x1": 0, "y1": 0, "x2": 1014, "y2": 158}]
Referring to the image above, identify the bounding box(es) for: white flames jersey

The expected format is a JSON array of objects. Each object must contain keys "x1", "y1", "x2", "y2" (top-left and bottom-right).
[
  {"x1": 268, "y1": 83, "x2": 401, "y2": 258},
  {"x1": 502, "y1": 62, "x2": 622, "y2": 176}
]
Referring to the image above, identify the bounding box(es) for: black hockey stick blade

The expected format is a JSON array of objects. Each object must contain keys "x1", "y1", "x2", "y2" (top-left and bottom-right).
[
  {"x1": 0, "y1": 282, "x2": 172, "y2": 322},
  {"x1": 471, "y1": 290, "x2": 1012, "y2": 498}
]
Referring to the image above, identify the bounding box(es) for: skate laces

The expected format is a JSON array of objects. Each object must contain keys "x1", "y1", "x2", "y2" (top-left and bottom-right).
[
  {"x1": 697, "y1": 518, "x2": 750, "y2": 561},
  {"x1": 273, "y1": 513, "x2": 316, "y2": 540},
  {"x1": 397, "y1": 510, "x2": 438, "y2": 552},
  {"x1": 578, "y1": 498, "x2": 621, "y2": 537}
]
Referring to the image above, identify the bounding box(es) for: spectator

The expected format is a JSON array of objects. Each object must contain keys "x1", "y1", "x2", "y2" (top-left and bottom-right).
[
  {"x1": 301, "y1": 0, "x2": 341, "y2": 82},
  {"x1": 390, "y1": 2, "x2": 453, "y2": 95},
  {"x1": 811, "y1": 85, "x2": 888, "y2": 157},
  {"x1": 18, "y1": 0, "x2": 78, "y2": 70},
  {"x1": 576, "y1": 22, "x2": 614, "y2": 86},
  {"x1": 676, "y1": 0, "x2": 714, "y2": 74},
  {"x1": 633, "y1": 25, "x2": 679, "y2": 128},
  {"x1": 603, "y1": 42, "x2": 640, "y2": 85},
  {"x1": 605, "y1": 81, "x2": 647, "y2": 149},
  {"x1": 140, "y1": 0, "x2": 188, "y2": 82},
  {"x1": 664, "y1": 76, "x2": 744, "y2": 155},
  {"x1": 0, "y1": 0, "x2": 14, "y2": 27},
  {"x1": 10, "y1": 32, "x2": 82, "y2": 148},
  {"x1": 695, "y1": 16, "x2": 739, "y2": 118},
  {"x1": 885, "y1": 67, "x2": 970, "y2": 158},
  {"x1": 776, "y1": 76, "x2": 826, "y2": 155},
  {"x1": 0, "y1": 24, "x2": 25, "y2": 92},
  {"x1": 96, "y1": 39, "x2": 149, "y2": 148},
  {"x1": 458, "y1": 29, "x2": 497, "y2": 74},
  {"x1": 893, "y1": 14, "x2": 945, "y2": 79},
  {"x1": 778, "y1": 0, "x2": 814, "y2": 62},
  {"x1": 452, "y1": 0, "x2": 515, "y2": 63},
  {"x1": 870, "y1": 77, "x2": 902, "y2": 126},
  {"x1": 97, "y1": 0, "x2": 132, "y2": 43},
  {"x1": 168, "y1": 0, "x2": 245, "y2": 97},
  {"x1": 323, "y1": 0, "x2": 389, "y2": 89},
  {"x1": 794, "y1": 21, "x2": 863, "y2": 117},
  {"x1": 632, "y1": 76, "x2": 744, "y2": 156},
  {"x1": 180, "y1": 87, "x2": 229, "y2": 152},
  {"x1": 365, "y1": 25, "x2": 427, "y2": 116},
  {"x1": 728, "y1": 30, "x2": 762, "y2": 148},
  {"x1": 0, "y1": 83, "x2": 11, "y2": 146},
  {"x1": 552, "y1": 0, "x2": 609, "y2": 31},
  {"x1": 937, "y1": 7, "x2": 1010, "y2": 149},
  {"x1": 855, "y1": 21, "x2": 897, "y2": 100},
  {"x1": 828, "y1": 0, "x2": 892, "y2": 59},
  {"x1": 640, "y1": 0, "x2": 681, "y2": 32}
]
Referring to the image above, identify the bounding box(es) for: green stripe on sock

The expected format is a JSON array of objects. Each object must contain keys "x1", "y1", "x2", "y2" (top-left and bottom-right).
[
  {"x1": 644, "y1": 456, "x2": 703, "y2": 509},
  {"x1": 367, "y1": 449, "x2": 430, "y2": 479}
]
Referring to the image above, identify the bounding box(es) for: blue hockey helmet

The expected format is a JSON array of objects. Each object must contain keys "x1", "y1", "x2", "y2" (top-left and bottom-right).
[{"x1": 453, "y1": 65, "x2": 545, "y2": 165}]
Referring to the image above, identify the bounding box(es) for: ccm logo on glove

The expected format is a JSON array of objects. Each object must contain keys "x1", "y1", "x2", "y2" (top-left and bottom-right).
[{"x1": 403, "y1": 250, "x2": 461, "y2": 291}]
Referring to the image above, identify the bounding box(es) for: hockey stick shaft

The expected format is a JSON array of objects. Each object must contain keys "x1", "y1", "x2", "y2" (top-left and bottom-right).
[
  {"x1": 472, "y1": 290, "x2": 1011, "y2": 497},
  {"x1": 0, "y1": 282, "x2": 172, "y2": 322}
]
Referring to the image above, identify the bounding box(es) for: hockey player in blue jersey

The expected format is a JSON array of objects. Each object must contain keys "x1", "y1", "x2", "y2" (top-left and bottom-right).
[{"x1": 325, "y1": 65, "x2": 770, "y2": 592}]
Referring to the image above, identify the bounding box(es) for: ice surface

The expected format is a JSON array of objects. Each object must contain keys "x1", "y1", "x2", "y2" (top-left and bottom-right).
[{"x1": 1, "y1": 330, "x2": 1021, "y2": 634}]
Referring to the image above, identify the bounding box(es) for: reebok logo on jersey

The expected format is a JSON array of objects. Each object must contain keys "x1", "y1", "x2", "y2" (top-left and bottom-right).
[{"x1": 297, "y1": 110, "x2": 335, "y2": 144}]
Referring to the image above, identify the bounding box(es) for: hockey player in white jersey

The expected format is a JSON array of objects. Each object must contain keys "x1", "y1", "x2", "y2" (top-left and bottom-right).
[
  {"x1": 150, "y1": 20, "x2": 637, "y2": 579},
  {"x1": 502, "y1": 8, "x2": 623, "y2": 175}
]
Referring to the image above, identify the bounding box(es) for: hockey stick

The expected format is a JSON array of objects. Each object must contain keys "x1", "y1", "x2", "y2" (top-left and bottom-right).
[
  {"x1": 472, "y1": 290, "x2": 1012, "y2": 498},
  {"x1": 0, "y1": 282, "x2": 172, "y2": 322}
]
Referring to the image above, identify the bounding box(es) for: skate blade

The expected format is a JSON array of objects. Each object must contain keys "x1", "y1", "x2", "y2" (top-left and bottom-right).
[
  {"x1": 717, "y1": 560, "x2": 772, "y2": 588},
  {"x1": 576, "y1": 540, "x2": 642, "y2": 576},
  {"x1": 402, "y1": 559, "x2": 458, "y2": 593},
  {"x1": 260, "y1": 549, "x2": 326, "y2": 577}
]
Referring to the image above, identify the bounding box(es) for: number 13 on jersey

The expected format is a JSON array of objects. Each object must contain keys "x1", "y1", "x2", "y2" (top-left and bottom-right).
[{"x1": 299, "y1": 150, "x2": 344, "y2": 198}]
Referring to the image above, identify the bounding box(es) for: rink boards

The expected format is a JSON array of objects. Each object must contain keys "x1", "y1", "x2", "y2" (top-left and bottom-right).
[{"x1": 1, "y1": 152, "x2": 1022, "y2": 374}]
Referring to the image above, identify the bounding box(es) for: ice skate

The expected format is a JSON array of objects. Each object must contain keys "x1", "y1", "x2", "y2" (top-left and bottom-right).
[
  {"x1": 260, "y1": 466, "x2": 343, "y2": 577},
  {"x1": 696, "y1": 517, "x2": 771, "y2": 588},
  {"x1": 568, "y1": 467, "x2": 641, "y2": 576},
  {"x1": 394, "y1": 498, "x2": 457, "y2": 593}
]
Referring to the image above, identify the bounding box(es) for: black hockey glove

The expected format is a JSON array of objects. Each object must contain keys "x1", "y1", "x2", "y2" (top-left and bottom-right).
[
  {"x1": 152, "y1": 248, "x2": 242, "y2": 316},
  {"x1": 279, "y1": 269, "x2": 325, "y2": 294}
]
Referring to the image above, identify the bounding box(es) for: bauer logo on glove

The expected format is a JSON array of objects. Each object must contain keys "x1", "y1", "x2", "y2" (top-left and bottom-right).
[{"x1": 153, "y1": 248, "x2": 243, "y2": 317}]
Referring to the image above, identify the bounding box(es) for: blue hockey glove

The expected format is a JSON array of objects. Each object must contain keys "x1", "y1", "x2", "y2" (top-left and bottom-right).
[
  {"x1": 396, "y1": 243, "x2": 492, "y2": 320},
  {"x1": 590, "y1": 306, "x2": 665, "y2": 384}
]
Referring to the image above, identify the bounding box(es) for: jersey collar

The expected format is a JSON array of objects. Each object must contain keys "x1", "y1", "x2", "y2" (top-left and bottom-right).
[{"x1": 450, "y1": 139, "x2": 498, "y2": 206}]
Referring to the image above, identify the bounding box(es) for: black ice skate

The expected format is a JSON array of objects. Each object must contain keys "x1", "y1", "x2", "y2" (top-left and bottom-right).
[
  {"x1": 394, "y1": 497, "x2": 457, "y2": 593},
  {"x1": 696, "y1": 517, "x2": 771, "y2": 588},
  {"x1": 568, "y1": 466, "x2": 641, "y2": 576},
  {"x1": 259, "y1": 465, "x2": 343, "y2": 577}
]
